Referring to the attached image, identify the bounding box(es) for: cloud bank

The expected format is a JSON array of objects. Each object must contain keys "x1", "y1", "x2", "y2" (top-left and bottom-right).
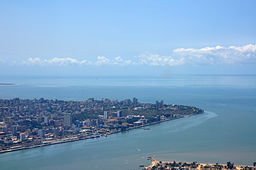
[
  {"x1": 21, "y1": 44, "x2": 256, "y2": 66},
  {"x1": 173, "y1": 44, "x2": 256, "y2": 64}
]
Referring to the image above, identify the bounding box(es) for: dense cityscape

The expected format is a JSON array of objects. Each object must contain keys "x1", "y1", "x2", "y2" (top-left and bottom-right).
[{"x1": 0, "y1": 97, "x2": 203, "y2": 153}]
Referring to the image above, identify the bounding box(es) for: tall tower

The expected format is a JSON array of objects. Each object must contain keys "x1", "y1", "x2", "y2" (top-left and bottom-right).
[
  {"x1": 64, "y1": 113, "x2": 72, "y2": 128},
  {"x1": 117, "y1": 110, "x2": 122, "y2": 118},
  {"x1": 43, "y1": 116, "x2": 48, "y2": 124},
  {"x1": 20, "y1": 133, "x2": 26, "y2": 141},
  {"x1": 103, "y1": 111, "x2": 108, "y2": 119},
  {"x1": 133, "y1": 97, "x2": 138, "y2": 106}
]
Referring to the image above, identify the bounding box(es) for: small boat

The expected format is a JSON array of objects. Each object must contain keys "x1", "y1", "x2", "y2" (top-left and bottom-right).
[{"x1": 144, "y1": 128, "x2": 150, "y2": 130}]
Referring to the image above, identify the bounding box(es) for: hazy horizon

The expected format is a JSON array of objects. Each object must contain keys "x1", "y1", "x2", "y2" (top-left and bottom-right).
[{"x1": 1, "y1": 0, "x2": 256, "y2": 77}]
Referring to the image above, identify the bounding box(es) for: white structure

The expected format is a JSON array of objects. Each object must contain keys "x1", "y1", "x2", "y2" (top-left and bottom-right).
[
  {"x1": 117, "y1": 110, "x2": 122, "y2": 117},
  {"x1": 20, "y1": 133, "x2": 26, "y2": 141},
  {"x1": 64, "y1": 113, "x2": 72, "y2": 127},
  {"x1": 43, "y1": 116, "x2": 48, "y2": 124},
  {"x1": 103, "y1": 111, "x2": 108, "y2": 119}
]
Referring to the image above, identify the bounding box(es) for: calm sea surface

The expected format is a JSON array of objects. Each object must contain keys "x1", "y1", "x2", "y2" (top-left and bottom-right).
[{"x1": 0, "y1": 75, "x2": 256, "y2": 170}]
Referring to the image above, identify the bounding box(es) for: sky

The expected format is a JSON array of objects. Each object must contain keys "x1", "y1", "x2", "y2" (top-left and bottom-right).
[{"x1": 0, "y1": 0, "x2": 256, "y2": 77}]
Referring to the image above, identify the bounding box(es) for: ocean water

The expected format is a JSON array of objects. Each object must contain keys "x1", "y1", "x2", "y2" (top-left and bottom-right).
[{"x1": 0, "y1": 75, "x2": 256, "y2": 170}]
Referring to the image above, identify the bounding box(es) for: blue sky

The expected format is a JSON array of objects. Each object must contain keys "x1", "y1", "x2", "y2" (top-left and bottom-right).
[{"x1": 0, "y1": 0, "x2": 256, "y2": 76}]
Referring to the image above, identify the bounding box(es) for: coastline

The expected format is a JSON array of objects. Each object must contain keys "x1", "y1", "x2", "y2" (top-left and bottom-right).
[
  {"x1": 0, "y1": 83, "x2": 16, "y2": 86},
  {"x1": 0, "y1": 112, "x2": 203, "y2": 154},
  {"x1": 144, "y1": 158, "x2": 256, "y2": 170}
]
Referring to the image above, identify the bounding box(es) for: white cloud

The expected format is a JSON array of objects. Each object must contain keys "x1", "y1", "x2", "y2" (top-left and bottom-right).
[
  {"x1": 113, "y1": 56, "x2": 134, "y2": 65},
  {"x1": 173, "y1": 44, "x2": 256, "y2": 64},
  {"x1": 23, "y1": 57, "x2": 91, "y2": 65},
  {"x1": 95, "y1": 56, "x2": 110, "y2": 65},
  {"x1": 20, "y1": 44, "x2": 256, "y2": 67},
  {"x1": 24, "y1": 57, "x2": 42, "y2": 64},
  {"x1": 46, "y1": 57, "x2": 79, "y2": 65},
  {"x1": 23, "y1": 56, "x2": 131, "y2": 66},
  {"x1": 137, "y1": 54, "x2": 185, "y2": 66},
  {"x1": 23, "y1": 55, "x2": 136, "y2": 66}
]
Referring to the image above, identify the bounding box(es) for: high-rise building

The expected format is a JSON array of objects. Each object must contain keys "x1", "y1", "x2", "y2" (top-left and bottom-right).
[
  {"x1": 160, "y1": 100, "x2": 164, "y2": 107},
  {"x1": 133, "y1": 97, "x2": 138, "y2": 105},
  {"x1": 117, "y1": 110, "x2": 122, "y2": 117},
  {"x1": 11, "y1": 125, "x2": 17, "y2": 135},
  {"x1": 103, "y1": 111, "x2": 108, "y2": 119},
  {"x1": 156, "y1": 100, "x2": 164, "y2": 110},
  {"x1": 38, "y1": 129, "x2": 44, "y2": 138},
  {"x1": 43, "y1": 116, "x2": 48, "y2": 124},
  {"x1": 20, "y1": 133, "x2": 26, "y2": 141},
  {"x1": 64, "y1": 113, "x2": 72, "y2": 128},
  {"x1": 156, "y1": 101, "x2": 159, "y2": 110}
]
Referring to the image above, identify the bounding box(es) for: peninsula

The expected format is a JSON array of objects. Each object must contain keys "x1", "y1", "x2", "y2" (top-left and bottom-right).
[
  {"x1": 0, "y1": 83, "x2": 15, "y2": 86},
  {"x1": 0, "y1": 98, "x2": 203, "y2": 154},
  {"x1": 144, "y1": 157, "x2": 256, "y2": 170}
]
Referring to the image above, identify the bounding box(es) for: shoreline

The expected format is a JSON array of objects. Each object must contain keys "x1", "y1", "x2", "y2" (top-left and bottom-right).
[
  {"x1": 0, "y1": 113, "x2": 202, "y2": 154},
  {"x1": 144, "y1": 158, "x2": 256, "y2": 170},
  {"x1": 0, "y1": 83, "x2": 16, "y2": 86}
]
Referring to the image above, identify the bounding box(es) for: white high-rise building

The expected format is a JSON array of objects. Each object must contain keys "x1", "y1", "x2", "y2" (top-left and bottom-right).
[
  {"x1": 117, "y1": 110, "x2": 122, "y2": 117},
  {"x1": 64, "y1": 113, "x2": 72, "y2": 128},
  {"x1": 103, "y1": 111, "x2": 108, "y2": 119},
  {"x1": 20, "y1": 133, "x2": 26, "y2": 141},
  {"x1": 43, "y1": 116, "x2": 48, "y2": 124}
]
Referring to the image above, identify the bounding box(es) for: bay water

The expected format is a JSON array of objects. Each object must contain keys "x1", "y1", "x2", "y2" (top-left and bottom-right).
[{"x1": 0, "y1": 75, "x2": 256, "y2": 170}]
